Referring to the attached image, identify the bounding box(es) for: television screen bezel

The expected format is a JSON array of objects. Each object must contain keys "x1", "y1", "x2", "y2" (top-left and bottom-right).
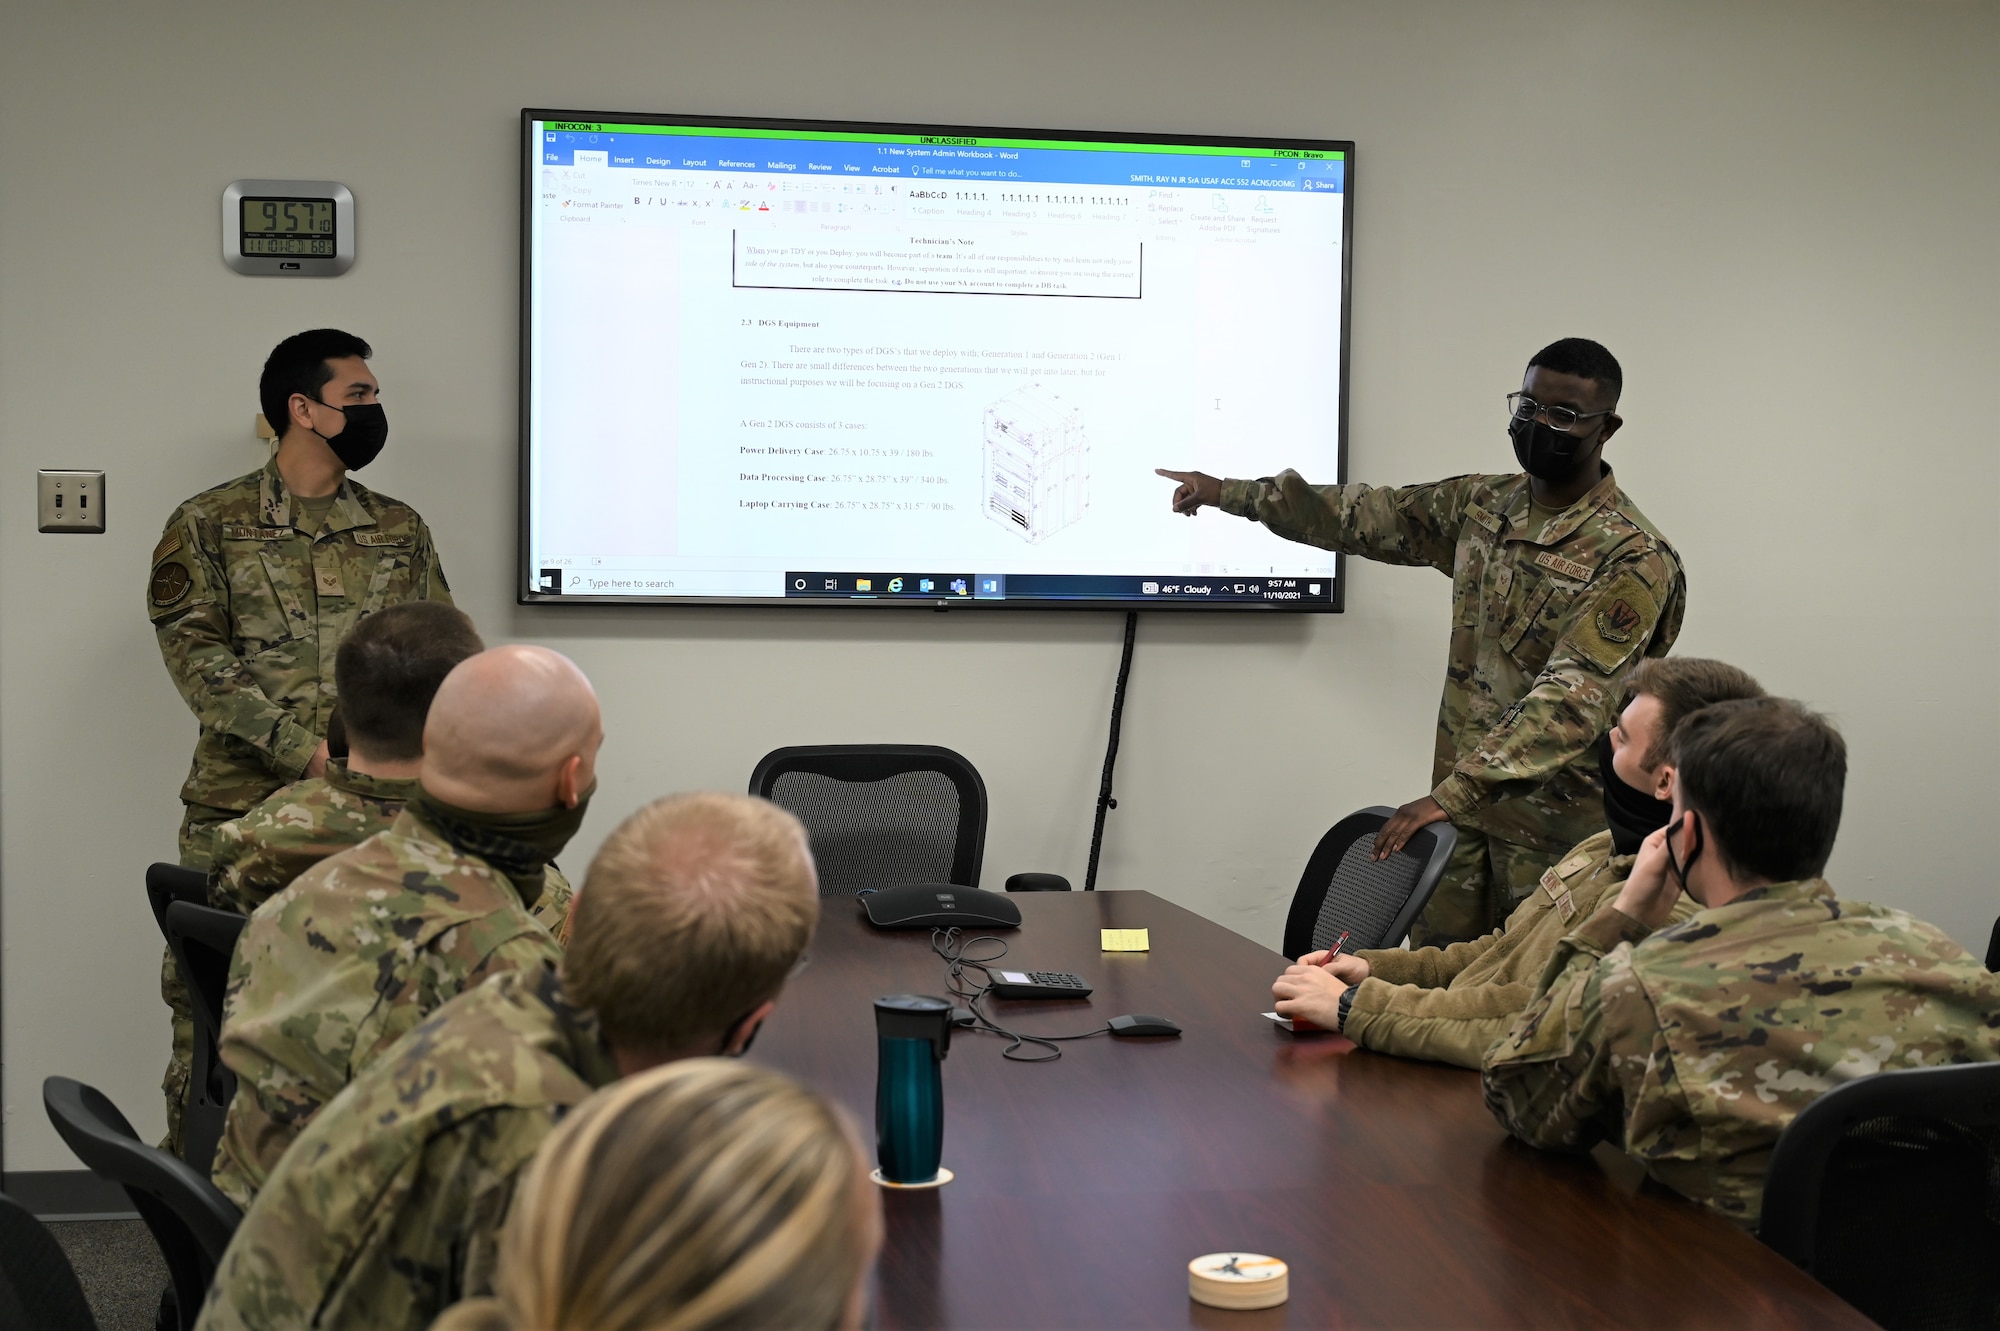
[{"x1": 517, "y1": 107, "x2": 1352, "y2": 612}]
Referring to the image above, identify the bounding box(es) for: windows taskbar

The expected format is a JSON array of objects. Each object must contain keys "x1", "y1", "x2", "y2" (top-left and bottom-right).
[{"x1": 783, "y1": 572, "x2": 1335, "y2": 604}]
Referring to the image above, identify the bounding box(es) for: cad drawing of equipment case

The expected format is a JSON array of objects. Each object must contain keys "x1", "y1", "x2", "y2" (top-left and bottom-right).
[{"x1": 982, "y1": 384, "x2": 1088, "y2": 543}]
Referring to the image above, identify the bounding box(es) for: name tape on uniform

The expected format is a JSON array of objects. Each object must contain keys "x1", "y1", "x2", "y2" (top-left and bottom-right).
[{"x1": 1533, "y1": 550, "x2": 1595, "y2": 581}]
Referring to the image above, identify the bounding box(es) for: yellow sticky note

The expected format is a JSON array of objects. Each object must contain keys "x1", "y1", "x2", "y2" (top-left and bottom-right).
[{"x1": 1101, "y1": 928, "x2": 1150, "y2": 952}]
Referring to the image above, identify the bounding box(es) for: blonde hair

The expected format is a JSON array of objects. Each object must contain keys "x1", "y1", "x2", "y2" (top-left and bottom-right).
[
  {"x1": 435, "y1": 1060, "x2": 877, "y2": 1331},
  {"x1": 563, "y1": 793, "x2": 818, "y2": 1055}
]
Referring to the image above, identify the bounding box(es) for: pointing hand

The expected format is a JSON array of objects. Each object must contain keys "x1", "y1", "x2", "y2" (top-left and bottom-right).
[{"x1": 1155, "y1": 468, "x2": 1221, "y2": 515}]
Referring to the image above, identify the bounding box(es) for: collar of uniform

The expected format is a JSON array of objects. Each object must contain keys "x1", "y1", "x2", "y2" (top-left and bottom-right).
[
  {"x1": 324, "y1": 760, "x2": 420, "y2": 805},
  {"x1": 1726, "y1": 876, "x2": 1834, "y2": 908},
  {"x1": 256, "y1": 457, "x2": 378, "y2": 536},
  {"x1": 324, "y1": 481, "x2": 377, "y2": 536},
  {"x1": 1499, "y1": 463, "x2": 1622, "y2": 547},
  {"x1": 257, "y1": 458, "x2": 288, "y2": 526},
  {"x1": 530, "y1": 962, "x2": 621, "y2": 1090}
]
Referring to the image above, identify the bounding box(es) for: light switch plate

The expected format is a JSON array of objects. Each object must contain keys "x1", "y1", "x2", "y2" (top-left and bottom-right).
[{"x1": 38, "y1": 470, "x2": 105, "y2": 533}]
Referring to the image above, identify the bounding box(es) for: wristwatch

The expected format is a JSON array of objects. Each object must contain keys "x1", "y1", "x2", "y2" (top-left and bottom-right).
[{"x1": 1336, "y1": 983, "x2": 1358, "y2": 1032}]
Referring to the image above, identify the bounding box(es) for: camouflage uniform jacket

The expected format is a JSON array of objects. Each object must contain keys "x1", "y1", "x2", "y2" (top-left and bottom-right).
[
  {"x1": 148, "y1": 459, "x2": 450, "y2": 815},
  {"x1": 1220, "y1": 467, "x2": 1684, "y2": 851},
  {"x1": 1346, "y1": 830, "x2": 1696, "y2": 1068},
  {"x1": 207, "y1": 763, "x2": 416, "y2": 914},
  {"x1": 1481, "y1": 878, "x2": 2000, "y2": 1228},
  {"x1": 210, "y1": 808, "x2": 562, "y2": 1211},
  {"x1": 198, "y1": 965, "x2": 616, "y2": 1331},
  {"x1": 206, "y1": 762, "x2": 576, "y2": 928}
]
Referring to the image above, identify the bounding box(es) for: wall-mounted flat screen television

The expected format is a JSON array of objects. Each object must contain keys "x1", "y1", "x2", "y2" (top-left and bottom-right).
[{"x1": 521, "y1": 110, "x2": 1352, "y2": 610}]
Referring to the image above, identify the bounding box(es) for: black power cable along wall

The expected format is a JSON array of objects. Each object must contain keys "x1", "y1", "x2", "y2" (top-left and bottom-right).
[{"x1": 1084, "y1": 611, "x2": 1138, "y2": 891}]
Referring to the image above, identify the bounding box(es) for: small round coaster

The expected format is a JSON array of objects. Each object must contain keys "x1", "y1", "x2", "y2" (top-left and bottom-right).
[
  {"x1": 871, "y1": 1166, "x2": 954, "y2": 1190},
  {"x1": 1189, "y1": 1252, "x2": 1289, "y2": 1310}
]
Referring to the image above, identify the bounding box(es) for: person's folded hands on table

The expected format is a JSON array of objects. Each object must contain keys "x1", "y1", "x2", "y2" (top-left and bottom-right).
[{"x1": 1272, "y1": 950, "x2": 1368, "y2": 1030}]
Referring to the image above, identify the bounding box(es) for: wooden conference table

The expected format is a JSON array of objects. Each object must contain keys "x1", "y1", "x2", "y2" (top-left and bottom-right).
[{"x1": 751, "y1": 891, "x2": 1872, "y2": 1329}]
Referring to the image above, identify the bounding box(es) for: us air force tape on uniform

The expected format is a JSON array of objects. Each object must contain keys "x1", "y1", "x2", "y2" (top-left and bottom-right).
[{"x1": 1189, "y1": 1252, "x2": 1289, "y2": 1310}]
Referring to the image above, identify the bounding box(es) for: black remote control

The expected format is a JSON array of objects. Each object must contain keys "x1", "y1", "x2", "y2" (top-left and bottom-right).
[{"x1": 988, "y1": 969, "x2": 1093, "y2": 999}]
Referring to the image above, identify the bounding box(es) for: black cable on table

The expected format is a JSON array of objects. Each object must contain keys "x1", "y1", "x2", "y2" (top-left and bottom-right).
[{"x1": 931, "y1": 928, "x2": 1111, "y2": 1062}]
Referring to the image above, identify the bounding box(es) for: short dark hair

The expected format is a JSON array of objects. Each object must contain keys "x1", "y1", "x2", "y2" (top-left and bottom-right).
[
  {"x1": 1671, "y1": 697, "x2": 1846, "y2": 884},
  {"x1": 1624, "y1": 657, "x2": 1767, "y2": 768},
  {"x1": 333, "y1": 603, "x2": 484, "y2": 761},
  {"x1": 1527, "y1": 337, "x2": 1623, "y2": 406},
  {"x1": 260, "y1": 329, "x2": 372, "y2": 439}
]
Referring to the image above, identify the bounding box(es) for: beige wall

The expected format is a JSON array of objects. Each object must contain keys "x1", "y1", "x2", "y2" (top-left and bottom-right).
[{"x1": 2, "y1": 0, "x2": 1994, "y2": 1169}]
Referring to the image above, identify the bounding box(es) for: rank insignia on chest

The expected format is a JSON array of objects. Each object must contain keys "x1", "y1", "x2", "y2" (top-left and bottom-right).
[
  {"x1": 1595, "y1": 599, "x2": 1644, "y2": 643},
  {"x1": 1540, "y1": 866, "x2": 1576, "y2": 922},
  {"x1": 316, "y1": 568, "x2": 345, "y2": 597}
]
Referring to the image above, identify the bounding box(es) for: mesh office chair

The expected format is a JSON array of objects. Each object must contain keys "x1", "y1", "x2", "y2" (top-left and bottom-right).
[
  {"x1": 147, "y1": 861, "x2": 229, "y2": 1171},
  {"x1": 1280, "y1": 807, "x2": 1458, "y2": 961},
  {"x1": 145, "y1": 862, "x2": 208, "y2": 933},
  {"x1": 750, "y1": 745, "x2": 987, "y2": 895},
  {"x1": 43, "y1": 1078, "x2": 241, "y2": 1331},
  {"x1": 0, "y1": 1190, "x2": 100, "y2": 1331},
  {"x1": 1986, "y1": 915, "x2": 1998, "y2": 971},
  {"x1": 1760, "y1": 1062, "x2": 2000, "y2": 1331},
  {"x1": 162, "y1": 903, "x2": 247, "y2": 1176}
]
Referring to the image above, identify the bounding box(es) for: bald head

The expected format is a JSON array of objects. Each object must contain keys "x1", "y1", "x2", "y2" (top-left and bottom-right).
[{"x1": 420, "y1": 645, "x2": 603, "y2": 813}]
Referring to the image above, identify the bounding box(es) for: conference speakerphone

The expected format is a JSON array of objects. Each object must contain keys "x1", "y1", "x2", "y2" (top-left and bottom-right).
[
  {"x1": 783, "y1": 573, "x2": 1331, "y2": 604},
  {"x1": 861, "y1": 884, "x2": 1023, "y2": 929}
]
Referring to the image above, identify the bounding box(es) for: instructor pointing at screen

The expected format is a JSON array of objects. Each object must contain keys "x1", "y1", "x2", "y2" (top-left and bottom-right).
[{"x1": 1158, "y1": 339, "x2": 1684, "y2": 946}]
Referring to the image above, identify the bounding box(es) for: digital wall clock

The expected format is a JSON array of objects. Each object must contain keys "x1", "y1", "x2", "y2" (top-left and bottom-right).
[{"x1": 221, "y1": 178, "x2": 355, "y2": 276}]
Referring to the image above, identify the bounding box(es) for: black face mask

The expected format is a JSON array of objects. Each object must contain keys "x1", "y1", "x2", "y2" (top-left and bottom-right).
[
  {"x1": 409, "y1": 780, "x2": 596, "y2": 907},
  {"x1": 1509, "y1": 415, "x2": 1589, "y2": 484},
  {"x1": 1598, "y1": 733, "x2": 1673, "y2": 856},
  {"x1": 312, "y1": 400, "x2": 388, "y2": 470},
  {"x1": 1665, "y1": 813, "x2": 1705, "y2": 895}
]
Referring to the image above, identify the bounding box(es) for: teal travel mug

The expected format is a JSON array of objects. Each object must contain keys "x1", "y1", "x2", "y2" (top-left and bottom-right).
[{"x1": 874, "y1": 994, "x2": 953, "y2": 1184}]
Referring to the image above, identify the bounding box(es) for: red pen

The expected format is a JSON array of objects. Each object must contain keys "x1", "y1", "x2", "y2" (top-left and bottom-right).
[{"x1": 1318, "y1": 931, "x2": 1351, "y2": 969}]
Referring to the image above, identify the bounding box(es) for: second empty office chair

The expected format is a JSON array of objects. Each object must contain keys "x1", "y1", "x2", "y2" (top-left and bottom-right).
[{"x1": 750, "y1": 744, "x2": 987, "y2": 895}]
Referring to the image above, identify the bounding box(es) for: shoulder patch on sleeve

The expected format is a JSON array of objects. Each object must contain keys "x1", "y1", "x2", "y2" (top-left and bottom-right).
[
  {"x1": 1566, "y1": 571, "x2": 1660, "y2": 674},
  {"x1": 149, "y1": 561, "x2": 193, "y2": 608},
  {"x1": 151, "y1": 531, "x2": 182, "y2": 565}
]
